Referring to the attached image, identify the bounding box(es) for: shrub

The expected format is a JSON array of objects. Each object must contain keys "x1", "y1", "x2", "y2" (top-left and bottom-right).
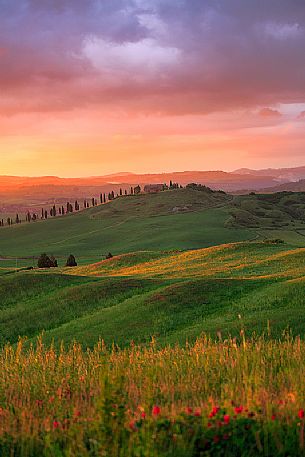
[
  {"x1": 65, "y1": 254, "x2": 77, "y2": 267},
  {"x1": 49, "y1": 256, "x2": 58, "y2": 267},
  {"x1": 37, "y1": 253, "x2": 53, "y2": 268}
]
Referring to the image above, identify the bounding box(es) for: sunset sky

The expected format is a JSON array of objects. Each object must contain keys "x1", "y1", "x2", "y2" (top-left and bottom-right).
[{"x1": 1, "y1": 0, "x2": 305, "y2": 177}]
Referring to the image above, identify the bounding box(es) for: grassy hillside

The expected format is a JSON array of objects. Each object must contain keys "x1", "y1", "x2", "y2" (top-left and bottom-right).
[
  {"x1": 0, "y1": 240, "x2": 305, "y2": 348},
  {"x1": 0, "y1": 188, "x2": 252, "y2": 267},
  {"x1": 1, "y1": 189, "x2": 305, "y2": 348},
  {"x1": 2, "y1": 189, "x2": 305, "y2": 270}
]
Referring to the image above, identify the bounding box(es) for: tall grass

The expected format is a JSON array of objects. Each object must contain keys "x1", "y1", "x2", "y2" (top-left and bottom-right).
[{"x1": 0, "y1": 335, "x2": 305, "y2": 455}]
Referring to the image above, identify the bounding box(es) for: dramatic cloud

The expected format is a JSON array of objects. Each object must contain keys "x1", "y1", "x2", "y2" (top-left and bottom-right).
[
  {"x1": 1, "y1": 0, "x2": 305, "y2": 115},
  {"x1": 1, "y1": 0, "x2": 305, "y2": 176}
]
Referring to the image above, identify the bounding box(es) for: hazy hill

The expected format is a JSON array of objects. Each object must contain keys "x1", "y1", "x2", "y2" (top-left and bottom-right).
[{"x1": 234, "y1": 165, "x2": 305, "y2": 182}]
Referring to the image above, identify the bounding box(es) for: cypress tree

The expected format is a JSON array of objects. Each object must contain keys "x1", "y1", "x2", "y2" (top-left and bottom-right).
[{"x1": 66, "y1": 254, "x2": 77, "y2": 267}]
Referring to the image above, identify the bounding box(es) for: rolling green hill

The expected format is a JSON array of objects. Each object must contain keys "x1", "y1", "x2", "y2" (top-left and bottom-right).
[
  {"x1": 0, "y1": 239, "x2": 305, "y2": 348},
  {"x1": 2, "y1": 188, "x2": 305, "y2": 270},
  {"x1": 1, "y1": 188, "x2": 305, "y2": 348},
  {"x1": 0, "y1": 188, "x2": 253, "y2": 268}
]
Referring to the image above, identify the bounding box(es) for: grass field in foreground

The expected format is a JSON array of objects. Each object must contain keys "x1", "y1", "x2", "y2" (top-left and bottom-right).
[{"x1": 1, "y1": 336, "x2": 305, "y2": 456}]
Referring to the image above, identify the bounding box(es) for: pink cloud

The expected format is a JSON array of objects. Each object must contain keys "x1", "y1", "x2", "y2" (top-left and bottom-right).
[{"x1": 258, "y1": 108, "x2": 282, "y2": 118}]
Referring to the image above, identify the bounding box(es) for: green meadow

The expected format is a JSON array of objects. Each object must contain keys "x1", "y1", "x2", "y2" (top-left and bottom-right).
[
  {"x1": 1, "y1": 187, "x2": 305, "y2": 455},
  {"x1": 0, "y1": 187, "x2": 305, "y2": 347}
]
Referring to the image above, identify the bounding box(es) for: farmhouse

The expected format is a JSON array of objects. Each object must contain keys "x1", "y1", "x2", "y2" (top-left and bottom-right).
[{"x1": 144, "y1": 184, "x2": 165, "y2": 193}]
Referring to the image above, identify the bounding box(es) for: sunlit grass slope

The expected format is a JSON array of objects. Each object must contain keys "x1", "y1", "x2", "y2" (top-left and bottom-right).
[
  {"x1": 71, "y1": 241, "x2": 304, "y2": 280},
  {"x1": 1, "y1": 239, "x2": 305, "y2": 347}
]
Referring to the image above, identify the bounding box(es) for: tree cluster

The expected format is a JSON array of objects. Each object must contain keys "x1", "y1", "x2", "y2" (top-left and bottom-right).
[{"x1": 37, "y1": 253, "x2": 78, "y2": 268}]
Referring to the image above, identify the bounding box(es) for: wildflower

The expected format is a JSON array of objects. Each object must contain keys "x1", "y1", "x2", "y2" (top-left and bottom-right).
[
  {"x1": 152, "y1": 405, "x2": 160, "y2": 416},
  {"x1": 271, "y1": 415, "x2": 276, "y2": 421},
  {"x1": 185, "y1": 406, "x2": 193, "y2": 414},
  {"x1": 129, "y1": 420, "x2": 137, "y2": 432},
  {"x1": 234, "y1": 406, "x2": 243, "y2": 414},
  {"x1": 53, "y1": 421, "x2": 60, "y2": 429},
  {"x1": 213, "y1": 435, "x2": 220, "y2": 444},
  {"x1": 298, "y1": 409, "x2": 305, "y2": 419},
  {"x1": 35, "y1": 400, "x2": 43, "y2": 407},
  {"x1": 207, "y1": 422, "x2": 212, "y2": 428},
  {"x1": 141, "y1": 412, "x2": 146, "y2": 419},
  {"x1": 194, "y1": 408, "x2": 201, "y2": 417},
  {"x1": 212, "y1": 406, "x2": 220, "y2": 415},
  {"x1": 223, "y1": 415, "x2": 230, "y2": 424}
]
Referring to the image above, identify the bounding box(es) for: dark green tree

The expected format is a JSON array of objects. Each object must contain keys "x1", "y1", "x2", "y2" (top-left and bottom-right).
[
  {"x1": 66, "y1": 254, "x2": 77, "y2": 267},
  {"x1": 37, "y1": 253, "x2": 52, "y2": 268},
  {"x1": 49, "y1": 256, "x2": 58, "y2": 267}
]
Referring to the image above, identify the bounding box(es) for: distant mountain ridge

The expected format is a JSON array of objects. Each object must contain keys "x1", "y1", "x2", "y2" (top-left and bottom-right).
[
  {"x1": 0, "y1": 170, "x2": 283, "y2": 193},
  {"x1": 233, "y1": 166, "x2": 305, "y2": 182}
]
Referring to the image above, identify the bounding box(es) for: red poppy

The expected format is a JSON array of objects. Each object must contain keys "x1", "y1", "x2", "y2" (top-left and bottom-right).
[
  {"x1": 298, "y1": 409, "x2": 305, "y2": 419},
  {"x1": 212, "y1": 406, "x2": 220, "y2": 415},
  {"x1": 234, "y1": 406, "x2": 243, "y2": 414},
  {"x1": 152, "y1": 405, "x2": 160, "y2": 416},
  {"x1": 53, "y1": 421, "x2": 60, "y2": 429},
  {"x1": 271, "y1": 415, "x2": 276, "y2": 421},
  {"x1": 223, "y1": 415, "x2": 230, "y2": 424},
  {"x1": 213, "y1": 435, "x2": 220, "y2": 443},
  {"x1": 194, "y1": 409, "x2": 201, "y2": 417},
  {"x1": 185, "y1": 406, "x2": 193, "y2": 414},
  {"x1": 141, "y1": 412, "x2": 146, "y2": 419},
  {"x1": 129, "y1": 420, "x2": 137, "y2": 431}
]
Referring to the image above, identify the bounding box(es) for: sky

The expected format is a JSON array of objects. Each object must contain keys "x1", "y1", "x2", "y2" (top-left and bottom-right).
[{"x1": 1, "y1": 0, "x2": 305, "y2": 177}]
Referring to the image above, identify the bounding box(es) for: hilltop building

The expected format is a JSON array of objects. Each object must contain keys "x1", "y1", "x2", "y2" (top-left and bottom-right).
[{"x1": 144, "y1": 184, "x2": 165, "y2": 193}]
